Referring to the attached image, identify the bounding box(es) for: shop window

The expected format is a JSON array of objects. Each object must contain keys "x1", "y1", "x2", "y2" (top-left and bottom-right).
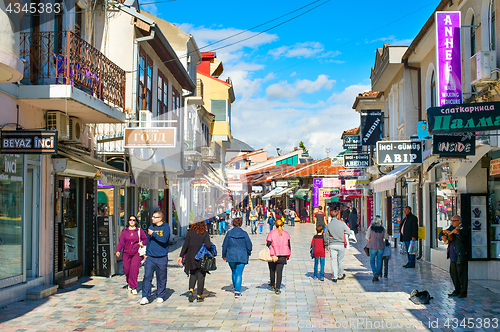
[
  {"x1": 62, "y1": 177, "x2": 80, "y2": 269},
  {"x1": 434, "y1": 164, "x2": 460, "y2": 250},
  {"x1": 430, "y1": 71, "x2": 436, "y2": 107},
  {"x1": 488, "y1": 150, "x2": 500, "y2": 259},
  {"x1": 0, "y1": 155, "x2": 24, "y2": 281}
]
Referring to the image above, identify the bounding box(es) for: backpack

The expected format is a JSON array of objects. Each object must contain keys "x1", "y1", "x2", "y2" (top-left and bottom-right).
[
  {"x1": 310, "y1": 243, "x2": 315, "y2": 259},
  {"x1": 409, "y1": 289, "x2": 433, "y2": 304}
]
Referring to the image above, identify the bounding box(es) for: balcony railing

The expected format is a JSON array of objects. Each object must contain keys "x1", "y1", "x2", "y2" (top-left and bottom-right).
[
  {"x1": 184, "y1": 131, "x2": 203, "y2": 154},
  {"x1": 20, "y1": 31, "x2": 125, "y2": 109},
  {"x1": 201, "y1": 142, "x2": 222, "y2": 163}
]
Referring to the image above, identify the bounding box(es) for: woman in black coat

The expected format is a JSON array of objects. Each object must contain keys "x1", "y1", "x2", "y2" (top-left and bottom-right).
[{"x1": 177, "y1": 216, "x2": 212, "y2": 302}]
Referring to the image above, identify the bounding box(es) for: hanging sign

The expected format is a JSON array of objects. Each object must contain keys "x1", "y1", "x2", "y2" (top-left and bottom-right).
[
  {"x1": 331, "y1": 156, "x2": 344, "y2": 166},
  {"x1": 1, "y1": 130, "x2": 58, "y2": 154},
  {"x1": 432, "y1": 132, "x2": 475, "y2": 157},
  {"x1": 124, "y1": 128, "x2": 176, "y2": 148},
  {"x1": 227, "y1": 182, "x2": 243, "y2": 192},
  {"x1": 435, "y1": 11, "x2": 462, "y2": 106},
  {"x1": 344, "y1": 153, "x2": 370, "y2": 168},
  {"x1": 343, "y1": 135, "x2": 361, "y2": 150},
  {"x1": 491, "y1": 158, "x2": 500, "y2": 176},
  {"x1": 346, "y1": 179, "x2": 370, "y2": 190},
  {"x1": 360, "y1": 110, "x2": 383, "y2": 145},
  {"x1": 275, "y1": 181, "x2": 288, "y2": 187},
  {"x1": 376, "y1": 140, "x2": 423, "y2": 165},
  {"x1": 313, "y1": 187, "x2": 319, "y2": 207},
  {"x1": 313, "y1": 178, "x2": 341, "y2": 188},
  {"x1": 417, "y1": 121, "x2": 432, "y2": 141},
  {"x1": 340, "y1": 187, "x2": 362, "y2": 195},
  {"x1": 339, "y1": 169, "x2": 362, "y2": 177},
  {"x1": 427, "y1": 101, "x2": 500, "y2": 134},
  {"x1": 288, "y1": 180, "x2": 300, "y2": 187}
]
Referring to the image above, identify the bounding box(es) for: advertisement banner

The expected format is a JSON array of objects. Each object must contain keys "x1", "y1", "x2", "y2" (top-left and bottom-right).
[
  {"x1": 339, "y1": 169, "x2": 362, "y2": 177},
  {"x1": 344, "y1": 153, "x2": 370, "y2": 168},
  {"x1": 427, "y1": 101, "x2": 500, "y2": 134},
  {"x1": 366, "y1": 196, "x2": 373, "y2": 228},
  {"x1": 313, "y1": 187, "x2": 319, "y2": 207},
  {"x1": 432, "y1": 132, "x2": 475, "y2": 157},
  {"x1": 491, "y1": 158, "x2": 500, "y2": 176},
  {"x1": 227, "y1": 182, "x2": 243, "y2": 192},
  {"x1": 346, "y1": 179, "x2": 370, "y2": 190},
  {"x1": 376, "y1": 140, "x2": 423, "y2": 165},
  {"x1": 313, "y1": 178, "x2": 341, "y2": 188},
  {"x1": 435, "y1": 11, "x2": 462, "y2": 106},
  {"x1": 360, "y1": 110, "x2": 383, "y2": 145},
  {"x1": 343, "y1": 135, "x2": 361, "y2": 150}
]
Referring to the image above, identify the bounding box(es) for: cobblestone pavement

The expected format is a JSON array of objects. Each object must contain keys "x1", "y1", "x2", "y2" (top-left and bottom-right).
[{"x1": 1, "y1": 223, "x2": 500, "y2": 331}]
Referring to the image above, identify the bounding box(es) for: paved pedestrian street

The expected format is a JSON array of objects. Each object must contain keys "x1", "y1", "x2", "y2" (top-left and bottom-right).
[{"x1": 1, "y1": 223, "x2": 499, "y2": 332}]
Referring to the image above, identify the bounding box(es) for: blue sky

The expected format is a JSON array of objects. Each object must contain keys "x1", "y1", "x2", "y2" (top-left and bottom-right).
[{"x1": 144, "y1": 0, "x2": 442, "y2": 158}]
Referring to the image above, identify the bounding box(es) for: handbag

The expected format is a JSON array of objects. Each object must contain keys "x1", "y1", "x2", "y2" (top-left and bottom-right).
[
  {"x1": 137, "y1": 229, "x2": 146, "y2": 256},
  {"x1": 363, "y1": 246, "x2": 370, "y2": 256},
  {"x1": 258, "y1": 247, "x2": 278, "y2": 262},
  {"x1": 200, "y1": 254, "x2": 217, "y2": 271}
]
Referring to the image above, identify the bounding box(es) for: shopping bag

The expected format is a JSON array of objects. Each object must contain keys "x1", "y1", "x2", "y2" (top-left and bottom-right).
[
  {"x1": 407, "y1": 240, "x2": 417, "y2": 255},
  {"x1": 348, "y1": 231, "x2": 357, "y2": 243}
]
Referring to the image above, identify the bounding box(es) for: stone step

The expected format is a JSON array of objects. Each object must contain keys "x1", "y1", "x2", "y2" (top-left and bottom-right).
[
  {"x1": 26, "y1": 284, "x2": 59, "y2": 300},
  {"x1": 56, "y1": 276, "x2": 78, "y2": 289}
]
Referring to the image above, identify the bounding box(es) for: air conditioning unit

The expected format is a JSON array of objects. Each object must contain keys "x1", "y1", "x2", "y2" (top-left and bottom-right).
[
  {"x1": 46, "y1": 111, "x2": 69, "y2": 140},
  {"x1": 139, "y1": 110, "x2": 152, "y2": 127},
  {"x1": 471, "y1": 51, "x2": 497, "y2": 86},
  {"x1": 67, "y1": 117, "x2": 84, "y2": 144}
]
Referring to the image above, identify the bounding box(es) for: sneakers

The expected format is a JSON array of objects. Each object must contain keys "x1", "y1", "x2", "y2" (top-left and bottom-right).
[
  {"x1": 275, "y1": 289, "x2": 281, "y2": 295},
  {"x1": 234, "y1": 292, "x2": 241, "y2": 298},
  {"x1": 338, "y1": 274, "x2": 346, "y2": 280},
  {"x1": 188, "y1": 291, "x2": 194, "y2": 302},
  {"x1": 312, "y1": 276, "x2": 317, "y2": 280},
  {"x1": 197, "y1": 296, "x2": 204, "y2": 302},
  {"x1": 267, "y1": 284, "x2": 275, "y2": 291},
  {"x1": 319, "y1": 277, "x2": 324, "y2": 281},
  {"x1": 127, "y1": 286, "x2": 132, "y2": 292},
  {"x1": 156, "y1": 298, "x2": 164, "y2": 303},
  {"x1": 384, "y1": 276, "x2": 388, "y2": 280},
  {"x1": 131, "y1": 289, "x2": 138, "y2": 295},
  {"x1": 140, "y1": 297, "x2": 148, "y2": 305},
  {"x1": 372, "y1": 275, "x2": 379, "y2": 282},
  {"x1": 332, "y1": 279, "x2": 337, "y2": 283}
]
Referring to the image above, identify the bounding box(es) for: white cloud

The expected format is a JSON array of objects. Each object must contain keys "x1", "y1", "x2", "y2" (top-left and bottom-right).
[
  {"x1": 232, "y1": 83, "x2": 371, "y2": 159},
  {"x1": 368, "y1": 35, "x2": 412, "y2": 46},
  {"x1": 265, "y1": 75, "x2": 335, "y2": 100},
  {"x1": 269, "y1": 42, "x2": 324, "y2": 58}
]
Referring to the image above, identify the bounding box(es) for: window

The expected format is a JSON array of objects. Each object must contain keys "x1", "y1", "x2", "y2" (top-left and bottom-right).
[
  {"x1": 172, "y1": 88, "x2": 181, "y2": 118},
  {"x1": 430, "y1": 71, "x2": 436, "y2": 107},
  {"x1": 138, "y1": 49, "x2": 153, "y2": 112},
  {"x1": 211, "y1": 100, "x2": 227, "y2": 121},
  {"x1": 157, "y1": 71, "x2": 169, "y2": 116},
  {"x1": 471, "y1": 15, "x2": 476, "y2": 56},
  {"x1": 398, "y1": 83, "x2": 404, "y2": 126}
]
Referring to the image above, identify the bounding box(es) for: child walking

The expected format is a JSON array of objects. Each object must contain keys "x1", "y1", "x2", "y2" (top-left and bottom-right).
[
  {"x1": 311, "y1": 225, "x2": 327, "y2": 281},
  {"x1": 258, "y1": 218, "x2": 265, "y2": 234},
  {"x1": 267, "y1": 214, "x2": 275, "y2": 232},
  {"x1": 381, "y1": 238, "x2": 391, "y2": 279}
]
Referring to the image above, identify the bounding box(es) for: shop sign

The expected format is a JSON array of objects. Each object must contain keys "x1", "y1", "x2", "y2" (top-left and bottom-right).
[
  {"x1": 322, "y1": 190, "x2": 339, "y2": 198},
  {"x1": 432, "y1": 132, "x2": 475, "y2": 157},
  {"x1": 331, "y1": 156, "x2": 344, "y2": 166},
  {"x1": 1, "y1": 130, "x2": 57, "y2": 154},
  {"x1": 417, "y1": 121, "x2": 432, "y2": 140},
  {"x1": 100, "y1": 170, "x2": 129, "y2": 186},
  {"x1": 343, "y1": 135, "x2": 361, "y2": 150},
  {"x1": 435, "y1": 11, "x2": 462, "y2": 106},
  {"x1": 313, "y1": 178, "x2": 341, "y2": 188},
  {"x1": 427, "y1": 101, "x2": 500, "y2": 134},
  {"x1": 0, "y1": 154, "x2": 23, "y2": 182},
  {"x1": 360, "y1": 110, "x2": 383, "y2": 145},
  {"x1": 97, "y1": 216, "x2": 112, "y2": 276},
  {"x1": 275, "y1": 181, "x2": 288, "y2": 187},
  {"x1": 346, "y1": 179, "x2": 370, "y2": 190},
  {"x1": 124, "y1": 128, "x2": 176, "y2": 148},
  {"x1": 344, "y1": 153, "x2": 370, "y2": 168},
  {"x1": 376, "y1": 140, "x2": 423, "y2": 165},
  {"x1": 340, "y1": 187, "x2": 362, "y2": 195},
  {"x1": 366, "y1": 196, "x2": 374, "y2": 227},
  {"x1": 313, "y1": 187, "x2": 319, "y2": 207},
  {"x1": 491, "y1": 158, "x2": 500, "y2": 176},
  {"x1": 191, "y1": 179, "x2": 208, "y2": 186},
  {"x1": 288, "y1": 180, "x2": 300, "y2": 187},
  {"x1": 252, "y1": 186, "x2": 263, "y2": 192},
  {"x1": 227, "y1": 182, "x2": 243, "y2": 192},
  {"x1": 339, "y1": 169, "x2": 362, "y2": 177}
]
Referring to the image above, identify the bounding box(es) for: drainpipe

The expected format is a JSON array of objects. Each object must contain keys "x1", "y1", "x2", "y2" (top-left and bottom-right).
[
  {"x1": 403, "y1": 59, "x2": 424, "y2": 260},
  {"x1": 132, "y1": 26, "x2": 156, "y2": 121}
]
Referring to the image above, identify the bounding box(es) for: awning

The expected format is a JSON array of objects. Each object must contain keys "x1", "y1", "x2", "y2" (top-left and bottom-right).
[
  {"x1": 325, "y1": 194, "x2": 341, "y2": 203},
  {"x1": 262, "y1": 187, "x2": 284, "y2": 200},
  {"x1": 371, "y1": 164, "x2": 415, "y2": 193},
  {"x1": 293, "y1": 188, "x2": 310, "y2": 201},
  {"x1": 272, "y1": 187, "x2": 294, "y2": 197},
  {"x1": 203, "y1": 174, "x2": 230, "y2": 193},
  {"x1": 57, "y1": 146, "x2": 129, "y2": 184}
]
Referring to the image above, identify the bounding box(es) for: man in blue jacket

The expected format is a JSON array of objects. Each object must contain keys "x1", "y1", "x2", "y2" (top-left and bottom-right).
[
  {"x1": 222, "y1": 217, "x2": 252, "y2": 298},
  {"x1": 140, "y1": 210, "x2": 170, "y2": 305}
]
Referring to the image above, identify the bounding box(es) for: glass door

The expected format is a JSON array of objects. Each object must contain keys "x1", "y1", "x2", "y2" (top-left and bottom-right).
[{"x1": 25, "y1": 166, "x2": 40, "y2": 278}]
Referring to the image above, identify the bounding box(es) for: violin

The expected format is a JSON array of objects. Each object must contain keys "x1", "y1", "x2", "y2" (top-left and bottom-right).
[{"x1": 441, "y1": 225, "x2": 463, "y2": 244}]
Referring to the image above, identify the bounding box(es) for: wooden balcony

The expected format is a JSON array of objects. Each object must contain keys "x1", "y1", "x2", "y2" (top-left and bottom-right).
[{"x1": 20, "y1": 31, "x2": 125, "y2": 111}]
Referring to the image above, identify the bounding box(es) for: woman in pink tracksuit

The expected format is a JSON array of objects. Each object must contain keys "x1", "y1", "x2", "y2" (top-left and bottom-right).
[
  {"x1": 116, "y1": 215, "x2": 147, "y2": 295},
  {"x1": 266, "y1": 218, "x2": 291, "y2": 295}
]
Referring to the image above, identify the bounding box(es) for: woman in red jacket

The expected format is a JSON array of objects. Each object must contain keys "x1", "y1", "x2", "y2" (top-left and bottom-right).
[{"x1": 116, "y1": 215, "x2": 147, "y2": 295}]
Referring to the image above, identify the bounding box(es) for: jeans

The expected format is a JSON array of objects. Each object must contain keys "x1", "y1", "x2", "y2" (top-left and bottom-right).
[
  {"x1": 290, "y1": 216, "x2": 295, "y2": 226},
  {"x1": 328, "y1": 244, "x2": 345, "y2": 279},
  {"x1": 228, "y1": 262, "x2": 245, "y2": 293},
  {"x1": 313, "y1": 256, "x2": 325, "y2": 279},
  {"x1": 404, "y1": 241, "x2": 416, "y2": 267},
  {"x1": 219, "y1": 220, "x2": 226, "y2": 234},
  {"x1": 382, "y1": 256, "x2": 390, "y2": 278},
  {"x1": 259, "y1": 225, "x2": 263, "y2": 233},
  {"x1": 369, "y1": 249, "x2": 384, "y2": 276},
  {"x1": 142, "y1": 256, "x2": 168, "y2": 300},
  {"x1": 251, "y1": 219, "x2": 257, "y2": 233},
  {"x1": 269, "y1": 223, "x2": 273, "y2": 232}
]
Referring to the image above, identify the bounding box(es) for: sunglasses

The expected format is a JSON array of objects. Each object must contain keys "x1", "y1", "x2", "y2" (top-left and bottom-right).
[{"x1": 129, "y1": 218, "x2": 137, "y2": 221}]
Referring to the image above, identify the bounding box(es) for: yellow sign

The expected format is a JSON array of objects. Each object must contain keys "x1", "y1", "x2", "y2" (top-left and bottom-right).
[{"x1": 418, "y1": 227, "x2": 426, "y2": 240}]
